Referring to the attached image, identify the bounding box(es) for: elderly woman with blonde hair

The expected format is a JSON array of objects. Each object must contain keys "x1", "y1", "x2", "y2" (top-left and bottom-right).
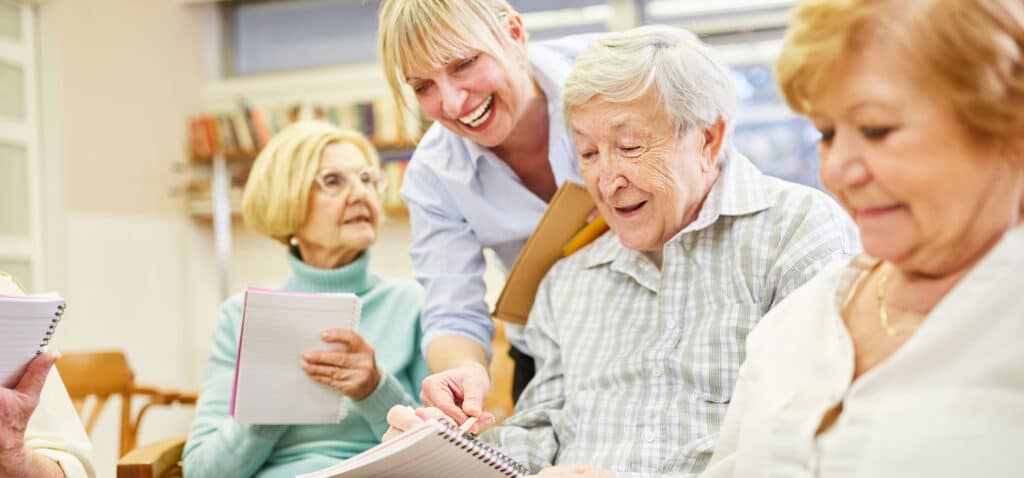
[
  {"x1": 183, "y1": 122, "x2": 429, "y2": 478},
  {"x1": 702, "y1": 1, "x2": 1024, "y2": 477}
]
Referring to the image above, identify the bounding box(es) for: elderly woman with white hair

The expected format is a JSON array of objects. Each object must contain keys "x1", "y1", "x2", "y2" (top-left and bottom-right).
[
  {"x1": 183, "y1": 122, "x2": 429, "y2": 478},
  {"x1": 385, "y1": 25, "x2": 858, "y2": 477}
]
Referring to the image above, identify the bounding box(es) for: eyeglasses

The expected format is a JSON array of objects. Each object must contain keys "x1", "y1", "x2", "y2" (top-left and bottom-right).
[{"x1": 313, "y1": 167, "x2": 387, "y2": 197}]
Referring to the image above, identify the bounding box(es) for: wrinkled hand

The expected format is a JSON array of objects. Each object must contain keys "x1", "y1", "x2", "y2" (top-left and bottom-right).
[
  {"x1": 529, "y1": 465, "x2": 617, "y2": 478},
  {"x1": 0, "y1": 352, "x2": 58, "y2": 471},
  {"x1": 380, "y1": 405, "x2": 454, "y2": 442},
  {"x1": 302, "y1": 329, "x2": 380, "y2": 401},
  {"x1": 419, "y1": 362, "x2": 494, "y2": 433}
]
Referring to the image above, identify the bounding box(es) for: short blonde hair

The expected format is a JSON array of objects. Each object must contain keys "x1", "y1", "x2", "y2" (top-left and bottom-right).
[
  {"x1": 241, "y1": 121, "x2": 380, "y2": 245},
  {"x1": 378, "y1": 0, "x2": 518, "y2": 111},
  {"x1": 563, "y1": 25, "x2": 737, "y2": 159},
  {"x1": 777, "y1": 0, "x2": 1024, "y2": 142}
]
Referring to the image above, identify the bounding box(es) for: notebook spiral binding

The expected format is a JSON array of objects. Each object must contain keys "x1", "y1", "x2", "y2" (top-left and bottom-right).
[
  {"x1": 38, "y1": 302, "x2": 65, "y2": 351},
  {"x1": 435, "y1": 421, "x2": 530, "y2": 477}
]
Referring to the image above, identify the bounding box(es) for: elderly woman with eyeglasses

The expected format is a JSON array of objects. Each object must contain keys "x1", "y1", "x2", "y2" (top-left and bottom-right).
[{"x1": 183, "y1": 121, "x2": 429, "y2": 478}]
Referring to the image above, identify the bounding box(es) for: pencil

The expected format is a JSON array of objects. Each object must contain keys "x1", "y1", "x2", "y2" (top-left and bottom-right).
[
  {"x1": 562, "y1": 216, "x2": 609, "y2": 256},
  {"x1": 458, "y1": 416, "x2": 478, "y2": 434}
]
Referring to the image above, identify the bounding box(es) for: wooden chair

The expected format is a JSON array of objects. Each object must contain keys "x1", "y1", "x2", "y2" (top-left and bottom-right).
[
  {"x1": 55, "y1": 351, "x2": 198, "y2": 457},
  {"x1": 117, "y1": 436, "x2": 187, "y2": 478},
  {"x1": 483, "y1": 319, "x2": 516, "y2": 425}
]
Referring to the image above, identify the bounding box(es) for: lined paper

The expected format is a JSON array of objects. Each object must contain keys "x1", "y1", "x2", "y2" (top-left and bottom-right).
[
  {"x1": 297, "y1": 419, "x2": 528, "y2": 478},
  {"x1": 231, "y1": 288, "x2": 360, "y2": 424},
  {"x1": 0, "y1": 293, "x2": 65, "y2": 388}
]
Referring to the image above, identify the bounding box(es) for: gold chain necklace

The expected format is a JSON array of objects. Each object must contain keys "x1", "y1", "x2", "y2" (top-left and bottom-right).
[{"x1": 876, "y1": 264, "x2": 907, "y2": 336}]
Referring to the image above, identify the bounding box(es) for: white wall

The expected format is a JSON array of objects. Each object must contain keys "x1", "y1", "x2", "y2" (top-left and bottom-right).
[{"x1": 38, "y1": 0, "x2": 205, "y2": 474}]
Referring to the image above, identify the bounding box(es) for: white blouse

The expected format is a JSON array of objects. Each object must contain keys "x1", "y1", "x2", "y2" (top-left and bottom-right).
[{"x1": 701, "y1": 225, "x2": 1024, "y2": 478}]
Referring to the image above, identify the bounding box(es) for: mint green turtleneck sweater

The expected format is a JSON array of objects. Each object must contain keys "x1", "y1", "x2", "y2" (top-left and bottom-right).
[{"x1": 183, "y1": 251, "x2": 429, "y2": 478}]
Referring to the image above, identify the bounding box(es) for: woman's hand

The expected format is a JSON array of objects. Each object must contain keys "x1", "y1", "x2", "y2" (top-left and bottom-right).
[
  {"x1": 302, "y1": 329, "x2": 380, "y2": 401},
  {"x1": 0, "y1": 352, "x2": 64, "y2": 477},
  {"x1": 528, "y1": 465, "x2": 617, "y2": 478},
  {"x1": 419, "y1": 362, "x2": 495, "y2": 433},
  {"x1": 381, "y1": 405, "x2": 453, "y2": 442}
]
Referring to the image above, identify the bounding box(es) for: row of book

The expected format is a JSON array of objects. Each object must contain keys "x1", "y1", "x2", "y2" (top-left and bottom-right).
[
  {"x1": 188, "y1": 98, "x2": 425, "y2": 161},
  {"x1": 185, "y1": 154, "x2": 412, "y2": 219}
]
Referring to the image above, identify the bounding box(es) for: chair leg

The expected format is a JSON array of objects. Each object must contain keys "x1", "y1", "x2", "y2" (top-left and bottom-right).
[{"x1": 120, "y1": 396, "x2": 134, "y2": 456}]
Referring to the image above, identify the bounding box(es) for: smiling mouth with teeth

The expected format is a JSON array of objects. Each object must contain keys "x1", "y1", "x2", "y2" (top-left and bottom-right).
[{"x1": 459, "y1": 95, "x2": 494, "y2": 128}]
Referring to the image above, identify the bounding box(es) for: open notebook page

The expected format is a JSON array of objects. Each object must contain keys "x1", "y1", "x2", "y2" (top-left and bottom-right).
[
  {"x1": 231, "y1": 288, "x2": 360, "y2": 424},
  {"x1": 297, "y1": 419, "x2": 528, "y2": 478}
]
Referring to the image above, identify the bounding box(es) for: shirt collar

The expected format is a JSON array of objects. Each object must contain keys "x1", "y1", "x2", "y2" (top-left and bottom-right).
[{"x1": 681, "y1": 151, "x2": 772, "y2": 234}]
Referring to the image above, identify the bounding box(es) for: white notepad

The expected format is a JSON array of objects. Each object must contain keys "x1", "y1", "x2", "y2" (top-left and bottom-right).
[
  {"x1": 296, "y1": 419, "x2": 529, "y2": 478},
  {"x1": 0, "y1": 293, "x2": 66, "y2": 389},
  {"x1": 230, "y1": 288, "x2": 360, "y2": 424}
]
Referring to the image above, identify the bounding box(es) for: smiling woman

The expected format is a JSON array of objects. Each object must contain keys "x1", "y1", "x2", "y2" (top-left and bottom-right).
[
  {"x1": 376, "y1": 0, "x2": 600, "y2": 423},
  {"x1": 702, "y1": 1, "x2": 1024, "y2": 477},
  {"x1": 182, "y1": 121, "x2": 430, "y2": 478}
]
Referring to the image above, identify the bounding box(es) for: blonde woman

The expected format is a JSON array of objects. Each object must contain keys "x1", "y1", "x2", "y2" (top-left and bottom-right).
[
  {"x1": 183, "y1": 122, "x2": 429, "y2": 478},
  {"x1": 378, "y1": 0, "x2": 597, "y2": 430},
  {"x1": 702, "y1": 1, "x2": 1024, "y2": 476}
]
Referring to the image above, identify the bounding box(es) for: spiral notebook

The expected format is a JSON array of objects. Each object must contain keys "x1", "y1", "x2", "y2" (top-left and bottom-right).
[
  {"x1": 0, "y1": 293, "x2": 66, "y2": 388},
  {"x1": 296, "y1": 419, "x2": 529, "y2": 478},
  {"x1": 231, "y1": 288, "x2": 361, "y2": 424}
]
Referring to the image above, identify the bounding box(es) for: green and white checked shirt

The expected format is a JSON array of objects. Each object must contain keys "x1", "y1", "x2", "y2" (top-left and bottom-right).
[{"x1": 483, "y1": 153, "x2": 860, "y2": 477}]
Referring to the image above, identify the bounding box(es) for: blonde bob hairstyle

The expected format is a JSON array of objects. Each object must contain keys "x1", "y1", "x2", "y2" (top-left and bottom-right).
[
  {"x1": 241, "y1": 121, "x2": 381, "y2": 246},
  {"x1": 563, "y1": 25, "x2": 737, "y2": 162},
  {"x1": 378, "y1": 0, "x2": 519, "y2": 111},
  {"x1": 777, "y1": 0, "x2": 1024, "y2": 143}
]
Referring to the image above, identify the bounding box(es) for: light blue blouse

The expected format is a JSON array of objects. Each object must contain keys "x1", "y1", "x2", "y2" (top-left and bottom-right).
[{"x1": 400, "y1": 34, "x2": 596, "y2": 357}]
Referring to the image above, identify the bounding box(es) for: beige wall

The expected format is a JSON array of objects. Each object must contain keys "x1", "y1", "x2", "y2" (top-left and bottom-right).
[
  {"x1": 35, "y1": 2, "x2": 506, "y2": 476},
  {"x1": 39, "y1": 0, "x2": 205, "y2": 474}
]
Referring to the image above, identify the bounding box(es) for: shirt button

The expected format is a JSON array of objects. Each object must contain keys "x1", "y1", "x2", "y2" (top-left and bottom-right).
[
  {"x1": 652, "y1": 368, "x2": 663, "y2": 377},
  {"x1": 667, "y1": 322, "x2": 676, "y2": 329},
  {"x1": 646, "y1": 432, "x2": 656, "y2": 443}
]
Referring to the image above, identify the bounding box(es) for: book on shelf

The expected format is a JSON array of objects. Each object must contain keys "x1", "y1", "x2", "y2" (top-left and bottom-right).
[
  {"x1": 230, "y1": 288, "x2": 361, "y2": 424},
  {"x1": 188, "y1": 98, "x2": 424, "y2": 161},
  {"x1": 382, "y1": 158, "x2": 410, "y2": 213},
  {"x1": 230, "y1": 111, "x2": 256, "y2": 152},
  {"x1": 189, "y1": 118, "x2": 213, "y2": 159},
  {"x1": 247, "y1": 105, "x2": 274, "y2": 149},
  {"x1": 0, "y1": 290, "x2": 66, "y2": 389},
  {"x1": 296, "y1": 418, "x2": 529, "y2": 478}
]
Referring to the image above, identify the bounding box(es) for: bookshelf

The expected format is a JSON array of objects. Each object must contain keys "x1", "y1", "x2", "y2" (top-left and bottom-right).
[{"x1": 183, "y1": 97, "x2": 424, "y2": 221}]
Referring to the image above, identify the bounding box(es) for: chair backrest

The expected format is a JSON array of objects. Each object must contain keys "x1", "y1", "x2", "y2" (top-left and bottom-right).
[
  {"x1": 483, "y1": 320, "x2": 515, "y2": 425},
  {"x1": 57, "y1": 351, "x2": 135, "y2": 445},
  {"x1": 56, "y1": 350, "x2": 197, "y2": 457}
]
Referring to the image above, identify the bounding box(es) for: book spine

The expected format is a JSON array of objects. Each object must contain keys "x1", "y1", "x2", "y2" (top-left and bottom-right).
[{"x1": 433, "y1": 421, "x2": 529, "y2": 477}]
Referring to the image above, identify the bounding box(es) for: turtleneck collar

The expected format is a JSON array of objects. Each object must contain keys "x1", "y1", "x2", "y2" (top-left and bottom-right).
[{"x1": 283, "y1": 249, "x2": 380, "y2": 296}]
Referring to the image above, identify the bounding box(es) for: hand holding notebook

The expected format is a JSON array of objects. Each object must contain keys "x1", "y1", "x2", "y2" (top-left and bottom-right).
[
  {"x1": 0, "y1": 293, "x2": 65, "y2": 389},
  {"x1": 230, "y1": 288, "x2": 361, "y2": 424}
]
